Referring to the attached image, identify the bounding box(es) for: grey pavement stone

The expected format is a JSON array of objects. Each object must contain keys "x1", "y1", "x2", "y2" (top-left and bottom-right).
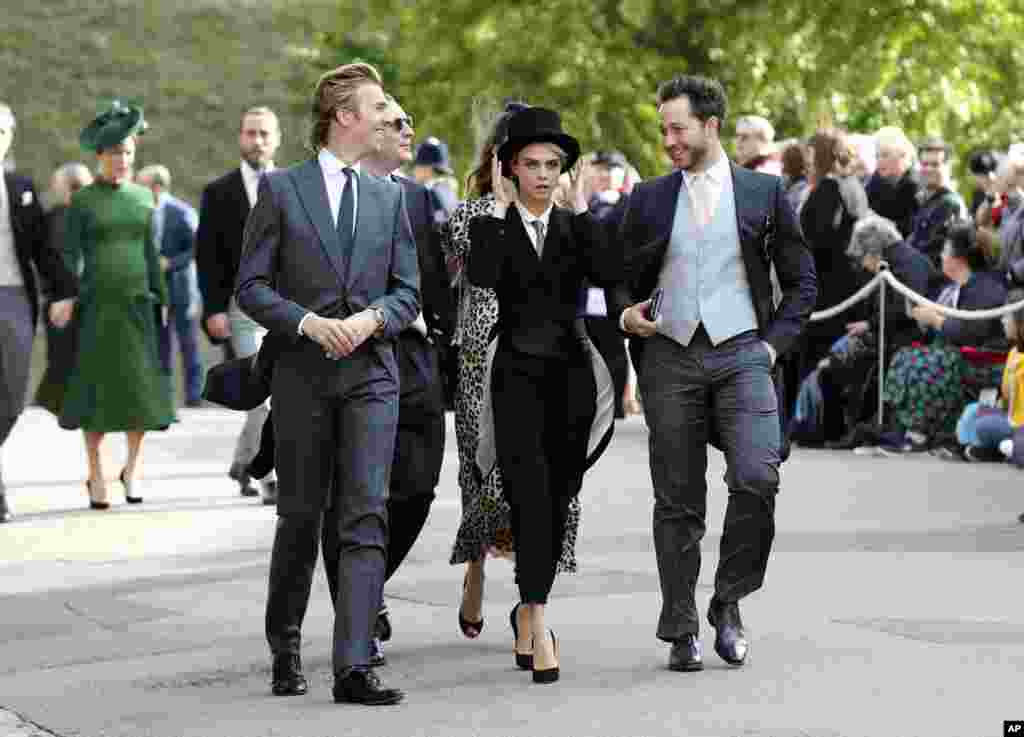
[{"x1": 0, "y1": 412, "x2": 1022, "y2": 736}]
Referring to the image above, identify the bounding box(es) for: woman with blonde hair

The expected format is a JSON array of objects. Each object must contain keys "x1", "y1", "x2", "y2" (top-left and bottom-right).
[{"x1": 866, "y1": 126, "x2": 920, "y2": 237}]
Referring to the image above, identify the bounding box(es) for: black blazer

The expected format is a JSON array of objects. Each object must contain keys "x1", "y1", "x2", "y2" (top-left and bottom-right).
[
  {"x1": 468, "y1": 207, "x2": 621, "y2": 359},
  {"x1": 940, "y1": 270, "x2": 1008, "y2": 349},
  {"x1": 196, "y1": 168, "x2": 249, "y2": 321},
  {"x1": 397, "y1": 176, "x2": 452, "y2": 341},
  {"x1": 871, "y1": 241, "x2": 938, "y2": 349},
  {"x1": 607, "y1": 163, "x2": 817, "y2": 363},
  {"x1": 4, "y1": 173, "x2": 77, "y2": 331}
]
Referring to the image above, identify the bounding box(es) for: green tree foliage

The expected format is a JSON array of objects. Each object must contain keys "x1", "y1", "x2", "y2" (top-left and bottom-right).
[{"x1": 319, "y1": 0, "x2": 1024, "y2": 183}]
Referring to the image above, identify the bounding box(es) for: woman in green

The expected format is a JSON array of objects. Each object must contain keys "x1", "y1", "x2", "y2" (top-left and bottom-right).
[{"x1": 58, "y1": 102, "x2": 174, "y2": 509}]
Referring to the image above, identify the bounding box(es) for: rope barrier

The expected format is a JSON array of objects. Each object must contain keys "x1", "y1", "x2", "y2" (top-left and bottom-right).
[{"x1": 810, "y1": 267, "x2": 1024, "y2": 322}]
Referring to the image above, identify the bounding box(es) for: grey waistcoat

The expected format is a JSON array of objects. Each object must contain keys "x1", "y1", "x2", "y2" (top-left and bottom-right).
[{"x1": 657, "y1": 173, "x2": 758, "y2": 346}]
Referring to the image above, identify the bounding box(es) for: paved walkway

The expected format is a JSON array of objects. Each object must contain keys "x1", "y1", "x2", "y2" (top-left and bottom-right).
[{"x1": 1, "y1": 408, "x2": 1022, "y2": 737}]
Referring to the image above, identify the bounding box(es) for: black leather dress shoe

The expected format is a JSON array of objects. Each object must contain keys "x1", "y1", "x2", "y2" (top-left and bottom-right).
[
  {"x1": 333, "y1": 669, "x2": 404, "y2": 705},
  {"x1": 707, "y1": 599, "x2": 748, "y2": 666},
  {"x1": 668, "y1": 634, "x2": 703, "y2": 672},
  {"x1": 271, "y1": 653, "x2": 308, "y2": 696}
]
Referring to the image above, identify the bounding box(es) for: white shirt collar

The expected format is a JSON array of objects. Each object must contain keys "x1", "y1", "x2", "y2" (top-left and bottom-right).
[
  {"x1": 240, "y1": 158, "x2": 274, "y2": 179},
  {"x1": 682, "y1": 146, "x2": 730, "y2": 185},
  {"x1": 516, "y1": 202, "x2": 554, "y2": 228},
  {"x1": 318, "y1": 148, "x2": 360, "y2": 177}
]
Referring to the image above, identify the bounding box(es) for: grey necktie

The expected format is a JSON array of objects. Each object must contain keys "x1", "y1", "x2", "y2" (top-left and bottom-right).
[{"x1": 532, "y1": 220, "x2": 545, "y2": 257}]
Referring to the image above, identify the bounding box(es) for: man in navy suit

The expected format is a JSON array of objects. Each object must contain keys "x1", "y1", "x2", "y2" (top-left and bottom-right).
[
  {"x1": 357, "y1": 96, "x2": 449, "y2": 665},
  {"x1": 236, "y1": 63, "x2": 418, "y2": 705},
  {"x1": 137, "y1": 165, "x2": 203, "y2": 407},
  {"x1": 0, "y1": 103, "x2": 77, "y2": 522},
  {"x1": 609, "y1": 76, "x2": 816, "y2": 672}
]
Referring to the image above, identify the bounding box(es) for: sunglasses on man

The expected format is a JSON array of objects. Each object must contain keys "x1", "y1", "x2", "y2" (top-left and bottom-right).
[{"x1": 385, "y1": 116, "x2": 414, "y2": 132}]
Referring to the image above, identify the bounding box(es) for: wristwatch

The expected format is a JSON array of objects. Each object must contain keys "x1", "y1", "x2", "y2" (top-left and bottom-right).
[{"x1": 369, "y1": 306, "x2": 387, "y2": 333}]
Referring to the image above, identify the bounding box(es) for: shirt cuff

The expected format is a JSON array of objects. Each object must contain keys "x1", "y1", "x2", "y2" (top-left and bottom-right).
[
  {"x1": 619, "y1": 309, "x2": 628, "y2": 332},
  {"x1": 763, "y1": 340, "x2": 777, "y2": 365},
  {"x1": 298, "y1": 312, "x2": 314, "y2": 336}
]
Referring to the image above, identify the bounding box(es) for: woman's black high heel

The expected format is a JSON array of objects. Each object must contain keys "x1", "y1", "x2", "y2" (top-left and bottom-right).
[
  {"x1": 457, "y1": 571, "x2": 484, "y2": 638},
  {"x1": 86, "y1": 480, "x2": 110, "y2": 510},
  {"x1": 532, "y1": 630, "x2": 559, "y2": 684},
  {"x1": 510, "y1": 603, "x2": 533, "y2": 670},
  {"x1": 120, "y1": 469, "x2": 143, "y2": 504}
]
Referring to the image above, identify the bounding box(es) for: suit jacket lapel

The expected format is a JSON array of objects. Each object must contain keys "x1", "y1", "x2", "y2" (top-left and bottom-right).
[
  {"x1": 294, "y1": 159, "x2": 346, "y2": 285},
  {"x1": 539, "y1": 208, "x2": 568, "y2": 270},
  {"x1": 729, "y1": 163, "x2": 768, "y2": 269},
  {"x1": 3, "y1": 175, "x2": 19, "y2": 238}
]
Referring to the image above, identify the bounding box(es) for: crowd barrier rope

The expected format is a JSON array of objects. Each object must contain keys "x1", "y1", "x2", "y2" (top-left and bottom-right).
[{"x1": 805, "y1": 264, "x2": 1024, "y2": 426}]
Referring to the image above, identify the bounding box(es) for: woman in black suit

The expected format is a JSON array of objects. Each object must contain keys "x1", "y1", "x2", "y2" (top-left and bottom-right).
[{"x1": 466, "y1": 108, "x2": 619, "y2": 684}]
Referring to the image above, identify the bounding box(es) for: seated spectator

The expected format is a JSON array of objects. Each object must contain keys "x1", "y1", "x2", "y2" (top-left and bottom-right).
[
  {"x1": 780, "y1": 141, "x2": 810, "y2": 214},
  {"x1": 866, "y1": 126, "x2": 919, "y2": 238},
  {"x1": 821, "y1": 215, "x2": 940, "y2": 448},
  {"x1": 881, "y1": 222, "x2": 1008, "y2": 452},
  {"x1": 949, "y1": 289, "x2": 1024, "y2": 461}
]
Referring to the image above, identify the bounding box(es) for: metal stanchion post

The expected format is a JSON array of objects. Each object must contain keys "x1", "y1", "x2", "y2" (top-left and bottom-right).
[{"x1": 877, "y1": 271, "x2": 887, "y2": 428}]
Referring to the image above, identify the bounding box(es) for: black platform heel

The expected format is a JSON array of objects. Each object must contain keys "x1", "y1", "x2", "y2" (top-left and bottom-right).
[{"x1": 510, "y1": 604, "x2": 534, "y2": 670}]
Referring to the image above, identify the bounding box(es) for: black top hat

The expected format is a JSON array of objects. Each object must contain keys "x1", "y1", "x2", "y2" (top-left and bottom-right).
[
  {"x1": 80, "y1": 100, "x2": 147, "y2": 153},
  {"x1": 968, "y1": 150, "x2": 999, "y2": 176},
  {"x1": 497, "y1": 107, "x2": 580, "y2": 173},
  {"x1": 414, "y1": 137, "x2": 453, "y2": 174}
]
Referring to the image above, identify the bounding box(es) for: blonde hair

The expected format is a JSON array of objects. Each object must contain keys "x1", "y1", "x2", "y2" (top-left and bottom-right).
[
  {"x1": 309, "y1": 63, "x2": 383, "y2": 151},
  {"x1": 875, "y1": 126, "x2": 915, "y2": 162}
]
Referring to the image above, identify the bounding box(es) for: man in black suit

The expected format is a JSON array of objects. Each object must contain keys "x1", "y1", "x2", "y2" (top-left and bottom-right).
[
  {"x1": 235, "y1": 63, "x2": 418, "y2": 705},
  {"x1": 0, "y1": 103, "x2": 77, "y2": 522},
  {"x1": 196, "y1": 106, "x2": 281, "y2": 502},
  {"x1": 609, "y1": 76, "x2": 816, "y2": 672},
  {"x1": 357, "y1": 96, "x2": 448, "y2": 666}
]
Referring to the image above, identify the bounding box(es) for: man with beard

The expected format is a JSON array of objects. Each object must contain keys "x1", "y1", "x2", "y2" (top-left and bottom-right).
[
  {"x1": 609, "y1": 75, "x2": 816, "y2": 672},
  {"x1": 195, "y1": 106, "x2": 281, "y2": 503}
]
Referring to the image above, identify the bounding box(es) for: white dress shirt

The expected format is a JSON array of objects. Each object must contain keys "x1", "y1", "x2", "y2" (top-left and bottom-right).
[
  {"x1": 240, "y1": 159, "x2": 275, "y2": 210},
  {"x1": 0, "y1": 174, "x2": 23, "y2": 287},
  {"x1": 318, "y1": 148, "x2": 359, "y2": 231},
  {"x1": 681, "y1": 145, "x2": 729, "y2": 225},
  {"x1": 515, "y1": 202, "x2": 553, "y2": 257}
]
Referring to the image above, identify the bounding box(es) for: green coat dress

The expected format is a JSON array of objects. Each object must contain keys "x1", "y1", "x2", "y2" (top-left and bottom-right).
[{"x1": 58, "y1": 181, "x2": 174, "y2": 432}]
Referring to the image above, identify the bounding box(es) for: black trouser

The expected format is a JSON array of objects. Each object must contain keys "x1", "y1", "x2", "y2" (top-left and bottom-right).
[
  {"x1": 491, "y1": 347, "x2": 594, "y2": 604},
  {"x1": 638, "y1": 328, "x2": 780, "y2": 641}
]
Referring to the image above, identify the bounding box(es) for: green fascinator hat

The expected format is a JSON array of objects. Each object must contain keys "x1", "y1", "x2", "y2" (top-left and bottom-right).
[{"x1": 80, "y1": 100, "x2": 147, "y2": 153}]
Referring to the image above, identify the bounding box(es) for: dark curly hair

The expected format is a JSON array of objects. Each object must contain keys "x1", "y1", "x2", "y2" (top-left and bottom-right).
[
  {"x1": 655, "y1": 75, "x2": 727, "y2": 126},
  {"x1": 465, "y1": 101, "x2": 529, "y2": 198}
]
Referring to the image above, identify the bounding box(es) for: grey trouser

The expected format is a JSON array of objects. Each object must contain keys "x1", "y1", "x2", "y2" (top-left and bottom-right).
[
  {"x1": 266, "y1": 360, "x2": 398, "y2": 672},
  {"x1": 638, "y1": 327, "x2": 780, "y2": 641},
  {"x1": 228, "y1": 300, "x2": 272, "y2": 476},
  {"x1": 0, "y1": 287, "x2": 33, "y2": 455}
]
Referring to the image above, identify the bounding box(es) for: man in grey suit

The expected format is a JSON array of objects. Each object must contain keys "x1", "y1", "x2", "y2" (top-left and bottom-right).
[
  {"x1": 610, "y1": 75, "x2": 816, "y2": 673},
  {"x1": 235, "y1": 62, "x2": 419, "y2": 705}
]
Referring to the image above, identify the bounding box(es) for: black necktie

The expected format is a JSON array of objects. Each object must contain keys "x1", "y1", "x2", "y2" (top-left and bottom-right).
[{"x1": 336, "y1": 168, "x2": 355, "y2": 282}]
